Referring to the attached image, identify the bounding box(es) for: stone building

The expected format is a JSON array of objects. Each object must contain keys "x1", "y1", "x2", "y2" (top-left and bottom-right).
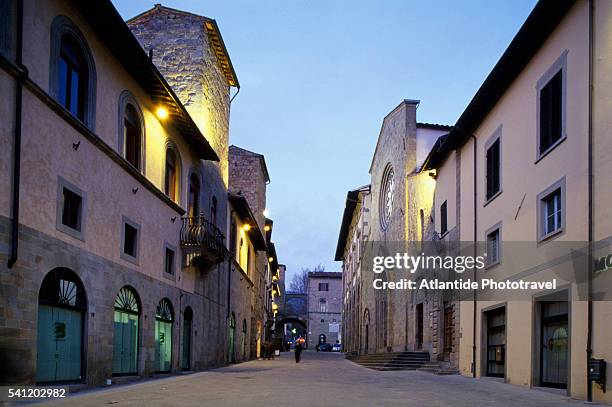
[
  {"x1": 336, "y1": 100, "x2": 458, "y2": 367},
  {"x1": 0, "y1": 0, "x2": 278, "y2": 387},
  {"x1": 228, "y1": 145, "x2": 280, "y2": 358},
  {"x1": 422, "y1": 0, "x2": 612, "y2": 403},
  {"x1": 335, "y1": 186, "x2": 371, "y2": 354},
  {"x1": 307, "y1": 272, "x2": 342, "y2": 346}
]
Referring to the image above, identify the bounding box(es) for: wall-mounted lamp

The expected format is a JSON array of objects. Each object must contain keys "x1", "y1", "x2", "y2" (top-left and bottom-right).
[
  {"x1": 263, "y1": 209, "x2": 270, "y2": 217},
  {"x1": 156, "y1": 106, "x2": 169, "y2": 120},
  {"x1": 243, "y1": 224, "x2": 251, "y2": 231},
  {"x1": 268, "y1": 256, "x2": 274, "y2": 262},
  {"x1": 264, "y1": 225, "x2": 271, "y2": 232},
  {"x1": 132, "y1": 187, "x2": 139, "y2": 194}
]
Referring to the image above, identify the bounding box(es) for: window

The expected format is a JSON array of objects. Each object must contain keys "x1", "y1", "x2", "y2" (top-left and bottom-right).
[
  {"x1": 539, "y1": 72, "x2": 562, "y2": 154},
  {"x1": 318, "y1": 283, "x2": 329, "y2": 291},
  {"x1": 58, "y1": 35, "x2": 88, "y2": 120},
  {"x1": 121, "y1": 217, "x2": 140, "y2": 263},
  {"x1": 164, "y1": 146, "x2": 180, "y2": 203},
  {"x1": 319, "y1": 299, "x2": 327, "y2": 313},
  {"x1": 440, "y1": 201, "x2": 448, "y2": 235},
  {"x1": 124, "y1": 104, "x2": 142, "y2": 170},
  {"x1": 379, "y1": 164, "x2": 395, "y2": 230},
  {"x1": 187, "y1": 174, "x2": 200, "y2": 218},
  {"x1": 230, "y1": 218, "x2": 237, "y2": 257},
  {"x1": 543, "y1": 190, "x2": 562, "y2": 235},
  {"x1": 486, "y1": 225, "x2": 501, "y2": 266},
  {"x1": 56, "y1": 177, "x2": 86, "y2": 240},
  {"x1": 485, "y1": 128, "x2": 501, "y2": 201},
  {"x1": 118, "y1": 91, "x2": 145, "y2": 172},
  {"x1": 62, "y1": 188, "x2": 82, "y2": 231},
  {"x1": 0, "y1": 0, "x2": 15, "y2": 57},
  {"x1": 164, "y1": 247, "x2": 175, "y2": 275},
  {"x1": 537, "y1": 178, "x2": 566, "y2": 241},
  {"x1": 49, "y1": 16, "x2": 96, "y2": 129},
  {"x1": 537, "y1": 51, "x2": 567, "y2": 159}
]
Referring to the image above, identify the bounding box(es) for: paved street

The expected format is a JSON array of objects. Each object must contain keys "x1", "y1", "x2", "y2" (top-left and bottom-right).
[{"x1": 34, "y1": 351, "x2": 589, "y2": 407}]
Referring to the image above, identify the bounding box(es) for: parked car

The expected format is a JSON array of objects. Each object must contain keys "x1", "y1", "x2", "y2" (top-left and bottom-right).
[
  {"x1": 318, "y1": 343, "x2": 333, "y2": 352},
  {"x1": 332, "y1": 343, "x2": 342, "y2": 352}
]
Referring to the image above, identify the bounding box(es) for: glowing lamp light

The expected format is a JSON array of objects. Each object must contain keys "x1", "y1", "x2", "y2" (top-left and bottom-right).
[
  {"x1": 242, "y1": 224, "x2": 251, "y2": 231},
  {"x1": 272, "y1": 275, "x2": 278, "y2": 282},
  {"x1": 264, "y1": 225, "x2": 271, "y2": 232},
  {"x1": 263, "y1": 209, "x2": 270, "y2": 217},
  {"x1": 268, "y1": 256, "x2": 274, "y2": 262},
  {"x1": 272, "y1": 303, "x2": 278, "y2": 310},
  {"x1": 156, "y1": 106, "x2": 169, "y2": 120}
]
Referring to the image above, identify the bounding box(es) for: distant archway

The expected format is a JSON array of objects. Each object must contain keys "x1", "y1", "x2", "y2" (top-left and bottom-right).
[{"x1": 275, "y1": 316, "x2": 307, "y2": 331}]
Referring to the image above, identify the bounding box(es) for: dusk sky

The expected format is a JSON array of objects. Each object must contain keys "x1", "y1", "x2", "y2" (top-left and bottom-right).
[{"x1": 114, "y1": 0, "x2": 536, "y2": 282}]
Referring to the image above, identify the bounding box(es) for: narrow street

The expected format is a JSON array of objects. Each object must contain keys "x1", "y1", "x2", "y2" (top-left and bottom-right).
[{"x1": 37, "y1": 352, "x2": 584, "y2": 407}]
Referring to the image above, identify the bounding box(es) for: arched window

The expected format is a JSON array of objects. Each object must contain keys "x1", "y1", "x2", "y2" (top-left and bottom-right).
[
  {"x1": 230, "y1": 217, "x2": 237, "y2": 257},
  {"x1": 379, "y1": 164, "x2": 395, "y2": 231},
  {"x1": 164, "y1": 146, "x2": 181, "y2": 203},
  {"x1": 155, "y1": 298, "x2": 174, "y2": 373},
  {"x1": 124, "y1": 105, "x2": 143, "y2": 170},
  {"x1": 37, "y1": 268, "x2": 86, "y2": 383},
  {"x1": 50, "y1": 16, "x2": 96, "y2": 128},
  {"x1": 241, "y1": 319, "x2": 248, "y2": 359},
  {"x1": 187, "y1": 173, "x2": 200, "y2": 218},
  {"x1": 113, "y1": 286, "x2": 140, "y2": 376},
  {"x1": 182, "y1": 307, "x2": 193, "y2": 371},
  {"x1": 58, "y1": 35, "x2": 87, "y2": 120},
  {"x1": 210, "y1": 196, "x2": 217, "y2": 225}
]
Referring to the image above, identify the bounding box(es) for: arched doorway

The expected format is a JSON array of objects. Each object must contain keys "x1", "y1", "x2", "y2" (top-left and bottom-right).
[
  {"x1": 36, "y1": 268, "x2": 86, "y2": 383},
  {"x1": 363, "y1": 308, "x2": 370, "y2": 355},
  {"x1": 228, "y1": 313, "x2": 236, "y2": 363},
  {"x1": 241, "y1": 319, "x2": 247, "y2": 360},
  {"x1": 182, "y1": 307, "x2": 192, "y2": 371},
  {"x1": 155, "y1": 298, "x2": 174, "y2": 373},
  {"x1": 113, "y1": 286, "x2": 140, "y2": 376}
]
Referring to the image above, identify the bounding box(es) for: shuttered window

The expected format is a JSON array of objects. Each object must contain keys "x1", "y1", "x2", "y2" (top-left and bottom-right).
[
  {"x1": 440, "y1": 201, "x2": 448, "y2": 235},
  {"x1": 486, "y1": 138, "x2": 501, "y2": 200},
  {"x1": 539, "y1": 70, "x2": 563, "y2": 154}
]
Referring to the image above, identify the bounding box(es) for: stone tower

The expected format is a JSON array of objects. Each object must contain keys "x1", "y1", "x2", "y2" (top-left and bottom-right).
[{"x1": 127, "y1": 4, "x2": 239, "y2": 185}]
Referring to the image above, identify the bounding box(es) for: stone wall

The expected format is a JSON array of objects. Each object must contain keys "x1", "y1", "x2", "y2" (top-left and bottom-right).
[{"x1": 0, "y1": 216, "x2": 227, "y2": 386}]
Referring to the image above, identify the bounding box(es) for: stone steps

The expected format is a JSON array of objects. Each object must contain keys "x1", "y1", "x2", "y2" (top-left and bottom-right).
[
  {"x1": 347, "y1": 351, "x2": 430, "y2": 371},
  {"x1": 417, "y1": 361, "x2": 459, "y2": 375}
]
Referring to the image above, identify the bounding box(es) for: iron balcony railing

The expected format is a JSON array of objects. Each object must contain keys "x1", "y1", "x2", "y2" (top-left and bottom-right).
[{"x1": 180, "y1": 215, "x2": 227, "y2": 263}]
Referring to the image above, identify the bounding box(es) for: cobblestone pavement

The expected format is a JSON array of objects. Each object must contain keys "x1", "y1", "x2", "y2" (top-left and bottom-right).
[{"x1": 34, "y1": 351, "x2": 591, "y2": 407}]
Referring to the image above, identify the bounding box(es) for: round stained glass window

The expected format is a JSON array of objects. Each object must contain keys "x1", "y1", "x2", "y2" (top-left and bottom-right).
[{"x1": 379, "y1": 165, "x2": 395, "y2": 230}]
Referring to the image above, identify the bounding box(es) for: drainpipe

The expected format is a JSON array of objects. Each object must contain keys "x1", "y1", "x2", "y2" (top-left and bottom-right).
[
  {"x1": 469, "y1": 134, "x2": 477, "y2": 379},
  {"x1": 8, "y1": 0, "x2": 25, "y2": 269},
  {"x1": 586, "y1": 0, "x2": 594, "y2": 401}
]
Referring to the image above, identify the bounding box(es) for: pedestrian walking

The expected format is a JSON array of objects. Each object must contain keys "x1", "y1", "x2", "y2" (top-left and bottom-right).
[{"x1": 294, "y1": 341, "x2": 303, "y2": 363}]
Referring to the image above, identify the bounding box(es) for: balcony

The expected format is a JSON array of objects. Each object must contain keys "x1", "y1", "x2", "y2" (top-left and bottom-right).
[{"x1": 180, "y1": 215, "x2": 227, "y2": 269}]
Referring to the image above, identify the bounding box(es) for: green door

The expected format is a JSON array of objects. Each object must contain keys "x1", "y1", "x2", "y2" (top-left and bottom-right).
[
  {"x1": 155, "y1": 319, "x2": 172, "y2": 372},
  {"x1": 113, "y1": 310, "x2": 138, "y2": 375},
  {"x1": 36, "y1": 305, "x2": 83, "y2": 382}
]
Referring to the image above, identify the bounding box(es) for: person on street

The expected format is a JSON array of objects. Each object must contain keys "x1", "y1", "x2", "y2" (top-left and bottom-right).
[{"x1": 294, "y1": 341, "x2": 303, "y2": 363}]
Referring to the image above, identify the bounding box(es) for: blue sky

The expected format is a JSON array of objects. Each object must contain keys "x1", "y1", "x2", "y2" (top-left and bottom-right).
[{"x1": 114, "y1": 0, "x2": 536, "y2": 281}]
